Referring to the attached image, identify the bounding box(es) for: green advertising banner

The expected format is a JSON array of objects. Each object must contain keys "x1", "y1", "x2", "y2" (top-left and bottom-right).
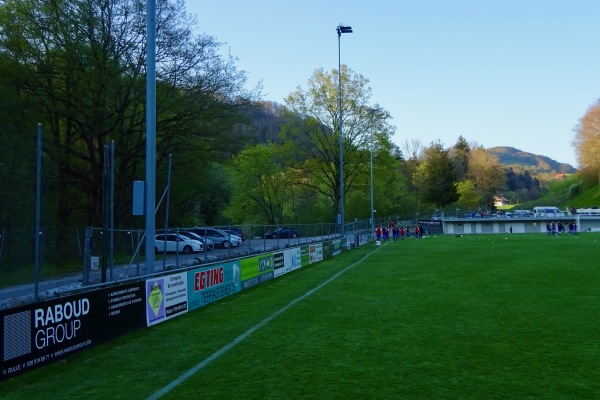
[
  {"x1": 240, "y1": 254, "x2": 274, "y2": 290},
  {"x1": 300, "y1": 245, "x2": 310, "y2": 267}
]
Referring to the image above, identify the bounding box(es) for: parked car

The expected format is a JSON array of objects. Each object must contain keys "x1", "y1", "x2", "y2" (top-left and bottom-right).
[
  {"x1": 178, "y1": 231, "x2": 215, "y2": 250},
  {"x1": 264, "y1": 227, "x2": 300, "y2": 239},
  {"x1": 513, "y1": 210, "x2": 533, "y2": 217},
  {"x1": 185, "y1": 227, "x2": 242, "y2": 248},
  {"x1": 215, "y1": 226, "x2": 246, "y2": 241},
  {"x1": 533, "y1": 206, "x2": 565, "y2": 217},
  {"x1": 155, "y1": 234, "x2": 203, "y2": 254}
]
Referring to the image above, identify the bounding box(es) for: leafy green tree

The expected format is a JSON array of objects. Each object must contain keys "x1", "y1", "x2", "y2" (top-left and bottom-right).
[
  {"x1": 225, "y1": 144, "x2": 289, "y2": 225},
  {"x1": 281, "y1": 66, "x2": 395, "y2": 223},
  {"x1": 456, "y1": 180, "x2": 482, "y2": 211},
  {"x1": 573, "y1": 99, "x2": 600, "y2": 190},
  {"x1": 466, "y1": 147, "x2": 507, "y2": 210},
  {"x1": 400, "y1": 139, "x2": 425, "y2": 212},
  {"x1": 345, "y1": 131, "x2": 407, "y2": 221},
  {"x1": 420, "y1": 140, "x2": 459, "y2": 208}
]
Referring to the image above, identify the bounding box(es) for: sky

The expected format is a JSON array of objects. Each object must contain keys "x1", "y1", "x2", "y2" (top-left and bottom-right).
[{"x1": 184, "y1": 0, "x2": 600, "y2": 168}]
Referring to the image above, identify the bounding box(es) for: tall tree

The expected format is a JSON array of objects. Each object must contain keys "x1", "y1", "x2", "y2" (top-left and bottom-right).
[
  {"x1": 451, "y1": 135, "x2": 470, "y2": 181},
  {"x1": 400, "y1": 139, "x2": 424, "y2": 212},
  {"x1": 225, "y1": 144, "x2": 289, "y2": 225},
  {"x1": 573, "y1": 98, "x2": 600, "y2": 190},
  {"x1": 281, "y1": 66, "x2": 394, "y2": 223},
  {"x1": 456, "y1": 180, "x2": 482, "y2": 212},
  {"x1": 466, "y1": 147, "x2": 507, "y2": 210},
  {"x1": 420, "y1": 140, "x2": 459, "y2": 208}
]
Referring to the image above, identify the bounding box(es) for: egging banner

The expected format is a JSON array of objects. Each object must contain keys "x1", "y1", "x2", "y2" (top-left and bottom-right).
[
  {"x1": 1, "y1": 282, "x2": 146, "y2": 380},
  {"x1": 187, "y1": 261, "x2": 242, "y2": 311}
]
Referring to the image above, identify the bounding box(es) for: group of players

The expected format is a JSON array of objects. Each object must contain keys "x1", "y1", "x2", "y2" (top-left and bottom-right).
[{"x1": 375, "y1": 221, "x2": 426, "y2": 241}]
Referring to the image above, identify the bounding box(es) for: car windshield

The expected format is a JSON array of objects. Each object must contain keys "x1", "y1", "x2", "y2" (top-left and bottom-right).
[{"x1": 180, "y1": 232, "x2": 200, "y2": 241}]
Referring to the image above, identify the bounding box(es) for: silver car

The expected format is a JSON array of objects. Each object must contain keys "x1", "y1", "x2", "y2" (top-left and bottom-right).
[
  {"x1": 179, "y1": 231, "x2": 215, "y2": 250},
  {"x1": 185, "y1": 227, "x2": 242, "y2": 249}
]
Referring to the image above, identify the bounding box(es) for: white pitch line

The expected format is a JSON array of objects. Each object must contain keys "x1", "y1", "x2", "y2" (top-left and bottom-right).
[{"x1": 145, "y1": 244, "x2": 384, "y2": 400}]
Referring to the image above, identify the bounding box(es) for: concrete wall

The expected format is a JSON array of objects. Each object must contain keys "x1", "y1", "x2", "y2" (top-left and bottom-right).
[{"x1": 442, "y1": 216, "x2": 600, "y2": 235}]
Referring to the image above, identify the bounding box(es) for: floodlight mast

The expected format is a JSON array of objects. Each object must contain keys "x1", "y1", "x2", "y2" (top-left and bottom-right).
[{"x1": 336, "y1": 23, "x2": 352, "y2": 238}]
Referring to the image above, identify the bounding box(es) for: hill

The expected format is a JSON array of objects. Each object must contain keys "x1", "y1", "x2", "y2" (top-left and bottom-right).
[{"x1": 487, "y1": 146, "x2": 577, "y2": 174}]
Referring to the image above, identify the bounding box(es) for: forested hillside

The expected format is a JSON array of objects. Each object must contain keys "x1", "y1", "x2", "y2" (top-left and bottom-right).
[{"x1": 487, "y1": 146, "x2": 576, "y2": 174}]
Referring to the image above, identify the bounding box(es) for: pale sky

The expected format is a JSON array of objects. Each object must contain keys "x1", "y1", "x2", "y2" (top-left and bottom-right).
[{"x1": 184, "y1": 0, "x2": 600, "y2": 168}]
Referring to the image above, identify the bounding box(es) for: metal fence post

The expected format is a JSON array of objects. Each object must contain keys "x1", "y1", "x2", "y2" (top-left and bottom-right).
[{"x1": 34, "y1": 123, "x2": 42, "y2": 302}]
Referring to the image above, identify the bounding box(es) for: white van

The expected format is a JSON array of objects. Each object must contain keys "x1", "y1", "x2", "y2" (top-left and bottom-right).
[{"x1": 533, "y1": 206, "x2": 564, "y2": 217}]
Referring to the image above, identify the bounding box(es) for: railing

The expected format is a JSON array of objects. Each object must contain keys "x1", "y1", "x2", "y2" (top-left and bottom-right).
[{"x1": 0, "y1": 222, "x2": 366, "y2": 309}]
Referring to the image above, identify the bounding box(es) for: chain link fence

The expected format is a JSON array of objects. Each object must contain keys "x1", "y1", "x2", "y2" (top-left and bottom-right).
[
  {"x1": 0, "y1": 220, "x2": 375, "y2": 308},
  {"x1": 0, "y1": 127, "x2": 434, "y2": 309}
]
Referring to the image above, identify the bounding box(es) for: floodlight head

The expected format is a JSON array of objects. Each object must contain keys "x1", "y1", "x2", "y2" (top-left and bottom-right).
[{"x1": 337, "y1": 24, "x2": 353, "y2": 35}]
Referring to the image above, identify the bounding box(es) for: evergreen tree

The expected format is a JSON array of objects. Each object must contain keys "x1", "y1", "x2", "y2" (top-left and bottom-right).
[{"x1": 421, "y1": 141, "x2": 459, "y2": 208}]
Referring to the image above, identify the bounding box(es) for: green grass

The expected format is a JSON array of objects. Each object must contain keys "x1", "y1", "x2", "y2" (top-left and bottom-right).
[
  {"x1": 2, "y1": 233, "x2": 600, "y2": 399},
  {"x1": 508, "y1": 175, "x2": 600, "y2": 211}
]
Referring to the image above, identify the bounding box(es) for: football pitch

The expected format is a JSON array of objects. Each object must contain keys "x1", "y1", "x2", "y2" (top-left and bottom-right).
[{"x1": 2, "y1": 233, "x2": 599, "y2": 399}]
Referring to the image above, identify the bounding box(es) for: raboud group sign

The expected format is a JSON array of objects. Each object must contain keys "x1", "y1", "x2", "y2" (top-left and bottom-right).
[{"x1": 1, "y1": 282, "x2": 146, "y2": 380}]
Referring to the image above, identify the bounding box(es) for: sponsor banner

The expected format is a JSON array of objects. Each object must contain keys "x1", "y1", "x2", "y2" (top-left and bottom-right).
[
  {"x1": 146, "y1": 272, "x2": 188, "y2": 327},
  {"x1": 1, "y1": 282, "x2": 145, "y2": 380},
  {"x1": 309, "y1": 243, "x2": 323, "y2": 264},
  {"x1": 240, "y1": 254, "x2": 274, "y2": 290},
  {"x1": 273, "y1": 248, "x2": 302, "y2": 278},
  {"x1": 418, "y1": 219, "x2": 442, "y2": 226},
  {"x1": 300, "y1": 245, "x2": 310, "y2": 267},
  {"x1": 103, "y1": 282, "x2": 146, "y2": 336},
  {"x1": 357, "y1": 234, "x2": 371, "y2": 246},
  {"x1": 331, "y1": 239, "x2": 342, "y2": 256},
  {"x1": 273, "y1": 251, "x2": 287, "y2": 278},
  {"x1": 188, "y1": 261, "x2": 241, "y2": 310},
  {"x1": 322, "y1": 241, "x2": 332, "y2": 259},
  {"x1": 289, "y1": 247, "x2": 302, "y2": 271}
]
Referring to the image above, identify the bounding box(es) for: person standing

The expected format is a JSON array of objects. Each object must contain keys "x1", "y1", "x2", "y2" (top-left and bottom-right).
[{"x1": 414, "y1": 225, "x2": 420, "y2": 240}]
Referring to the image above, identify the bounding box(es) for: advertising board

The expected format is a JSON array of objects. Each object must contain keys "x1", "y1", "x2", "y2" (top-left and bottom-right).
[
  {"x1": 1, "y1": 281, "x2": 145, "y2": 380},
  {"x1": 309, "y1": 243, "x2": 323, "y2": 264},
  {"x1": 188, "y1": 261, "x2": 241, "y2": 310},
  {"x1": 146, "y1": 272, "x2": 188, "y2": 327},
  {"x1": 273, "y1": 248, "x2": 302, "y2": 278},
  {"x1": 240, "y1": 254, "x2": 274, "y2": 290}
]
